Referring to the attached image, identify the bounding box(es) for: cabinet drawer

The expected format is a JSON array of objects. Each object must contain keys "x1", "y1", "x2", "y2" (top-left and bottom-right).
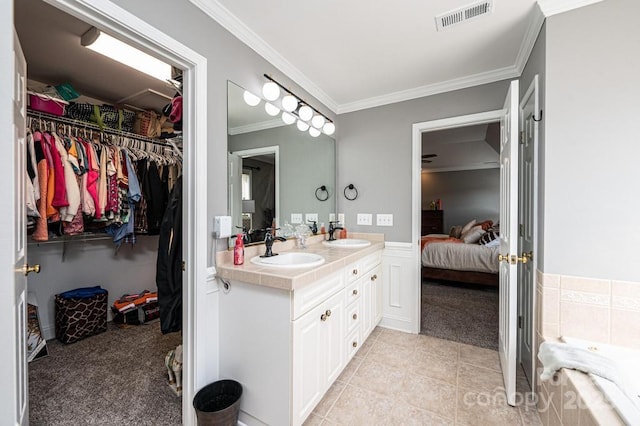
[
  {"x1": 344, "y1": 280, "x2": 361, "y2": 307},
  {"x1": 345, "y1": 252, "x2": 382, "y2": 284},
  {"x1": 345, "y1": 328, "x2": 361, "y2": 363},
  {"x1": 345, "y1": 301, "x2": 360, "y2": 336},
  {"x1": 292, "y1": 271, "x2": 344, "y2": 320}
]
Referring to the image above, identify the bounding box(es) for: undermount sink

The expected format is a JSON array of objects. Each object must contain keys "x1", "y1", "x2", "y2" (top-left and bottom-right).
[
  {"x1": 322, "y1": 239, "x2": 372, "y2": 249},
  {"x1": 250, "y1": 252, "x2": 325, "y2": 269}
]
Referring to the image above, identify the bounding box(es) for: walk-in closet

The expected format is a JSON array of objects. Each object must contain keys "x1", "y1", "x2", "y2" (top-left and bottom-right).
[{"x1": 15, "y1": 0, "x2": 185, "y2": 423}]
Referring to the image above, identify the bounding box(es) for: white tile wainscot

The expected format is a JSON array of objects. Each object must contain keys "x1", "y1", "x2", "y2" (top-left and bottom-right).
[
  {"x1": 216, "y1": 236, "x2": 384, "y2": 426},
  {"x1": 380, "y1": 242, "x2": 420, "y2": 334}
]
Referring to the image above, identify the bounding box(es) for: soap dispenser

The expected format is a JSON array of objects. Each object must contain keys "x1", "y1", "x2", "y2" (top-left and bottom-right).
[{"x1": 233, "y1": 233, "x2": 245, "y2": 265}]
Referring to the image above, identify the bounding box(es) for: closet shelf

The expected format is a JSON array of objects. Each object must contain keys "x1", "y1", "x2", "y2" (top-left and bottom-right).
[{"x1": 27, "y1": 233, "x2": 114, "y2": 246}]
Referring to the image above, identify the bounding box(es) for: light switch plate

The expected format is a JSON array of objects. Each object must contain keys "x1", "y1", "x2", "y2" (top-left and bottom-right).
[
  {"x1": 329, "y1": 213, "x2": 336, "y2": 222},
  {"x1": 306, "y1": 213, "x2": 318, "y2": 223},
  {"x1": 376, "y1": 214, "x2": 393, "y2": 227},
  {"x1": 338, "y1": 213, "x2": 345, "y2": 225},
  {"x1": 291, "y1": 213, "x2": 303, "y2": 224},
  {"x1": 357, "y1": 213, "x2": 372, "y2": 226},
  {"x1": 213, "y1": 216, "x2": 232, "y2": 238}
]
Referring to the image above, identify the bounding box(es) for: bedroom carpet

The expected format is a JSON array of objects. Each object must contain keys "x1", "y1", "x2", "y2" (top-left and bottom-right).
[
  {"x1": 29, "y1": 320, "x2": 182, "y2": 425},
  {"x1": 421, "y1": 280, "x2": 499, "y2": 351}
]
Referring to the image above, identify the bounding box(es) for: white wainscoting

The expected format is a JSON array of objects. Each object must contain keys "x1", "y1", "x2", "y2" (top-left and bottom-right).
[{"x1": 380, "y1": 242, "x2": 420, "y2": 334}]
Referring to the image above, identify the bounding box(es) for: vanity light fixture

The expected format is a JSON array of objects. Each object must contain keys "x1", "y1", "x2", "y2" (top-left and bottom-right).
[
  {"x1": 243, "y1": 90, "x2": 261, "y2": 107},
  {"x1": 81, "y1": 27, "x2": 172, "y2": 82},
  {"x1": 263, "y1": 74, "x2": 336, "y2": 136},
  {"x1": 264, "y1": 102, "x2": 280, "y2": 116},
  {"x1": 309, "y1": 127, "x2": 321, "y2": 138}
]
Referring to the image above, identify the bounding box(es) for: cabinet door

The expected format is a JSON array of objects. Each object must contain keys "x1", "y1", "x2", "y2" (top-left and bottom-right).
[
  {"x1": 292, "y1": 302, "x2": 325, "y2": 424},
  {"x1": 323, "y1": 290, "x2": 345, "y2": 387},
  {"x1": 372, "y1": 266, "x2": 383, "y2": 326},
  {"x1": 361, "y1": 275, "x2": 373, "y2": 338}
]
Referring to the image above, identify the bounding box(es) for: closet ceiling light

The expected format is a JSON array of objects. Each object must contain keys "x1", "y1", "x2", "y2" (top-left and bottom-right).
[
  {"x1": 265, "y1": 102, "x2": 280, "y2": 116},
  {"x1": 309, "y1": 127, "x2": 321, "y2": 138},
  {"x1": 81, "y1": 27, "x2": 172, "y2": 82},
  {"x1": 322, "y1": 122, "x2": 336, "y2": 136},
  {"x1": 297, "y1": 120, "x2": 310, "y2": 132},
  {"x1": 262, "y1": 82, "x2": 280, "y2": 101},
  {"x1": 243, "y1": 90, "x2": 261, "y2": 107},
  {"x1": 311, "y1": 115, "x2": 326, "y2": 129},
  {"x1": 282, "y1": 112, "x2": 296, "y2": 125},
  {"x1": 281, "y1": 95, "x2": 298, "y2": 112},
  {"x1": 298, "y1": 105, "x2": 313, "y2": 122}
]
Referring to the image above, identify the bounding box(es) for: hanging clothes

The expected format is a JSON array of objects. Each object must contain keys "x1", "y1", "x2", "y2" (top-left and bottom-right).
[{"x1": 156, "y1": 176, "x2": 182, "y2": 334}]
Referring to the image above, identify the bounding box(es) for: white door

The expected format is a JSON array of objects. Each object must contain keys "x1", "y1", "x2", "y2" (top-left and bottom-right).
[
  {"x1": 323, "y1": 290, "x2": 345, "y2": 387},
  {"x1": 1, "y1": 30, "x2": 30, "y2": 425},
  {"x1": 498, "y1": 79, "x2": 519, "y2": 406},
  {"x1": 518, "y1": 76, "x2": 539, "y2": 388}
]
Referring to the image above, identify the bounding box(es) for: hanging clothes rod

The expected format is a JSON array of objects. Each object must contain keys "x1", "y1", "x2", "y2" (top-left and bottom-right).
[{"x1": 26, "y1": 109, "x2": 175, "y2": 147}]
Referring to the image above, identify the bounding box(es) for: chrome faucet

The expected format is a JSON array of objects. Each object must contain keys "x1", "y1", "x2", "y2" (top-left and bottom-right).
[
  {"x1": 262, "y1": 228, "x2": 286, "y2": 257},
  {"x1": 328, "y1": 221, "x2": 343, "y2": 241}
]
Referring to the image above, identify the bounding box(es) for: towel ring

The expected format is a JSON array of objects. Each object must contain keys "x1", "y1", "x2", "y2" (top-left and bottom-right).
[
  {"x1": 315, "y1": 185, "x2": 329, "y2": 201},
  {"x1": 343, "y1": 184, "x2": 358, "y2": 201}
]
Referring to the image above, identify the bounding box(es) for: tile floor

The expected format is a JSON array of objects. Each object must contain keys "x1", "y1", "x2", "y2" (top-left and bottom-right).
[{"x1": 304, "y1": 327, "x2": 543, "y2": 426}]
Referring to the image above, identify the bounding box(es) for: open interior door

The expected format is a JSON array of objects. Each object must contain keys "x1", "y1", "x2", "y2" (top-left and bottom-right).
[
  {"x1": 498, "y1": 79, "x2": 519, "y2": 406},
  {"x1": 228, "y1": 152, "x2": 242, "y2": 240}
]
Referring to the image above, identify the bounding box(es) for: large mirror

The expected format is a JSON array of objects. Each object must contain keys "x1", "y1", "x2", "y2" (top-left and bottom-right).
[{"x1": 227, "y1": 81, "x2": 336, "y2": 245}]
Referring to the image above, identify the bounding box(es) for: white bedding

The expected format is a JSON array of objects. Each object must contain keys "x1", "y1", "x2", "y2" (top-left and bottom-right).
[{"x1": 421, "y1": 241, "x2": 499, "y2": 274}]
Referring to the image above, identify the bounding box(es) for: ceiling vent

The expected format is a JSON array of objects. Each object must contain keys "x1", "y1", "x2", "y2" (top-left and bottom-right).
[{"x1": 435, "y1": 0, "x2": 493, "y2": 31}]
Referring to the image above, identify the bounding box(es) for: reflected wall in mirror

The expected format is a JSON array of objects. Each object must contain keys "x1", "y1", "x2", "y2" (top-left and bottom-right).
[{"x1": 228, "y1": 81, "x2": 336, "y2": 246}]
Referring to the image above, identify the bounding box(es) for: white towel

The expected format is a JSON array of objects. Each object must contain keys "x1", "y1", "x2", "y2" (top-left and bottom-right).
[{"x1": 538, "y1": 341, "x2": 622, "y2": 383}]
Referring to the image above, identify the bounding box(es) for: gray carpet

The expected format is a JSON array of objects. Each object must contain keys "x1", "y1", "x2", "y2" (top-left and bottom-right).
[
  {"x1": 421, "y1": 280, "x2": 499, "y2": 350},
  {"x1": 29, "y1": 320, "x2": 182, "y2": 425}
]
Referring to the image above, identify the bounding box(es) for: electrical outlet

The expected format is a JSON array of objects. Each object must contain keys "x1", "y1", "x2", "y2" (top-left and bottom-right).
[
  {"x1": 357, "y1": 213, "x2": 372, "y2": 226},
  {"x1": 306, "y1": 213, "x2": 318, "y2": 223},
  {"x1": 329, "y1": 213, "x2": 336, "y2": 222},
  {"x1": 338, "y1": 213, "x2": 345, "y2": 225},
  {"x1": 376, "y1": 214, "x2": 393, "y2": 227},
  {"x1": 291, "y1": 213, "x2": 303, "y2": 224}
]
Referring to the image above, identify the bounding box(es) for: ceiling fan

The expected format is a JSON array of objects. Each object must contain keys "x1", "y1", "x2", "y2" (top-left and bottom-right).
[{"x1": 422, "y1": 154, "x2": 437, "y2": 163}]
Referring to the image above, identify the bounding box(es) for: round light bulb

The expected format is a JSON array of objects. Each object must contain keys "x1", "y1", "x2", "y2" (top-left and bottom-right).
[
  {"x1": 281, "y1": 112, "x2": 296, "y2": 125},
  {"x1": 311, "y1": 115, "x2": 326, "y2": 129},
  {"x1": 262, "y1": 81, "x2": 280, "y2": 101},
  {"x1": 309, "y1": 127, "x2": 321, "y2": 138},
  {"x1": 265, "y1": 102, "x2": 280, "y2": 117},
  {"x1": 296, "y1": 120, "x2": 310, "y2": 132},
  {"x1": 298, "y1": 105, "x2": 313, "y2": 121},
  {"x1": 322, "y1": 122, "x2": 336, "y2": 136},
  {"x1": 243, "y1": 90, "x2": 261, "y2": 107},
  {"x1": 281, "y1": 95, "x2": 298, "y2": 112}
]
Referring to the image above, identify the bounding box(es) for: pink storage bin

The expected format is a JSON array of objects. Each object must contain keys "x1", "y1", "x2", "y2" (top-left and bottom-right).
[{"x1": 27, "y1": 91, "x2": 69, "y2": 116}]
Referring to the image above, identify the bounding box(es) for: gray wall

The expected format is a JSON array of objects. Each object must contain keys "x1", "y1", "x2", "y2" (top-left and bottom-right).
[
  {"x1": 519, "y1": 21, "x2": 546, "y2": 270},
  {"x1": 422, "y1": 169, "x2": 499, "y2": 232},
  {"x1": 543, "y1": 0, "x2": 640, "y2": 281},
  {"x1": 229, "y1": 125, "x2": 336, "y2": 230},
  {"x1": 337, "y1": 80, "x2": 511, "y2": 242}
]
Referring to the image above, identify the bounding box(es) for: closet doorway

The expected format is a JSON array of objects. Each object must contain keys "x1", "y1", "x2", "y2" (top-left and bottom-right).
[{"x1": 8, "y1": 0, "x2": 208, "y2": 424}]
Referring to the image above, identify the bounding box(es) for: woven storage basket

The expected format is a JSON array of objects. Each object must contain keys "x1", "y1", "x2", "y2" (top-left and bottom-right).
[{"x1": 134, "y1": 110, "x2": 162, "y2": 138}]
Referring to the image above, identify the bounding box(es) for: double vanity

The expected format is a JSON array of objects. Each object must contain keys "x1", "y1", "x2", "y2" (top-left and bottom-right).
[{"x1": 216, "y1": 234, "x2": 384, "y2": 426}]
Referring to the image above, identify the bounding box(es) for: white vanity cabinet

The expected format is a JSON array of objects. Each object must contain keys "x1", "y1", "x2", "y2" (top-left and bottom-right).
[{"x1": 219, "y1": 247, "x2": 382, "y2": 426}]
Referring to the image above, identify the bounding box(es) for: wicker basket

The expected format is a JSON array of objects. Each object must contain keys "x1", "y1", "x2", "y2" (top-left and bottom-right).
[{"x1": 133, "y1": 110, "x2": 162, "y2": 138}]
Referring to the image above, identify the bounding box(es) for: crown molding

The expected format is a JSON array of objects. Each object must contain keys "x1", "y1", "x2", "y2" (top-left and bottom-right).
[
  {"x1": 514, "y1": 4, "x2": 546, "y2": 74},
  {"x1": 189, "y1": 0, "x2": 338, "y2": 113},
  {"x1": 537, "y1": 0, "x2": 604, "y2": 17},
  {"x1": 228, "y1": 118, "x2": 284, "y2": 135},
  {"x1": 337, "y1": 65, "x2": 520, "y2": 114}
]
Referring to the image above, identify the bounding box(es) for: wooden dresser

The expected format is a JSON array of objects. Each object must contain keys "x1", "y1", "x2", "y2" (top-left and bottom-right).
[{"x1": 421, "y1": 210, "x2": 444, "y2": 235}]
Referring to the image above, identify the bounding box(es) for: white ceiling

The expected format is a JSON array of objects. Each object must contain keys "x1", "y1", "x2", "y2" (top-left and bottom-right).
[{"x1": 191, "y1": 0, "x2": 601, "y2": 113}]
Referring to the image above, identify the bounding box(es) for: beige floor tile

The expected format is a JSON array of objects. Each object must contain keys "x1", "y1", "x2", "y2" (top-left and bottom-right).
[
  {"x1": 397, "y1": 374, "x2": 457, "y2": 420},
  {"x1": 377, "y1": 328, "x2": 419, "y2": 349},
  {"x1": 457, "y1": 362, "x2": 505, "y2": 394},
  {"x1": 520, "y1": 402, "x2": 544, "y2": 426},
  {"x1": 457, "y1": 386, "x2": 523, "y2": 426},
  {"x1": 313, "y1": 380, "x2": 346, "y2": 417},
  {"x1": 407, "y1": 349, "x2": 458, "y2": 384},
  {"x1": 369, "y1": 326, "x2": 383, "y2": 338},
  {"x1": 336, "y1": 355, "x2": 363, "y2": 384},
  {"x1": 303, "y1": 413, "x2": 324, "y2": 426},
  {"x1": 355, "y1": 334, "x2": 376, "y2": 357},
  {"x1": 325, "y1": 384, "x2": 381, "y2": 425},
  {"x1": 349, "y1": 357, "x2": 405, "y2": 397},
  {"x1": 415, "y1": 335, "x2": 459, "y2": 359},
  {"x1": 373, "y1": 397, "x2": 454, "y2": 426},
  {"x1": 367, "y1": 340, "x2": 414, "y2": 369},
  {"x1": 459, "y1": 343, "x2": 501, "y2": 372}
]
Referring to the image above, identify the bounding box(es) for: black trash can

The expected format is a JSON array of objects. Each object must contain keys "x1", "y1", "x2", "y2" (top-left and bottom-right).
[{"x1": 193, "y1": 380, "x2": 242, "y2": 426}]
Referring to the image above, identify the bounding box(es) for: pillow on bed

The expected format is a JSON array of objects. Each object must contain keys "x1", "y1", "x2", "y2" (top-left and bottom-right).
[
  {"x1": 483, "y1": 238, "x2": 500, "y2": 248},
  {"x1": 449, "y1": 225, "x2": 463, "y2": 239},
  {"x1": 477, "y1": 220, "x2": 494, "y2": 231},
  {"x1": 460, "y1": 219, "x2": 476, "y2": 235},
  {"x1": 479, "y1": 230, "x2": 500, "y2": 245},
  {"x1": 461, "y1": 225, "x2": 485, "y2": 244}
]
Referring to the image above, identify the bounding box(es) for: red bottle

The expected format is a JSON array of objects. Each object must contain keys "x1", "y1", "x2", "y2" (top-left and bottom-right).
[{"x1": 233, "y1": 233, "x2": 245, "y2": 265}]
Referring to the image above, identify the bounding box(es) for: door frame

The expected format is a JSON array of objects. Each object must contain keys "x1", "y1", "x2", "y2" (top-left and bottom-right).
[
  {"x1": 412, "y1": 110, "x2": 503, "y2": 334},
  {"x1": 11, "y1": 1, "x2": 209, "y2": 424}
]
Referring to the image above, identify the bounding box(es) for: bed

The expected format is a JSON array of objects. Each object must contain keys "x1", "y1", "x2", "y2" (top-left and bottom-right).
[{"x1": 421, "y1": 233, "x2": 499, "y2": 287}]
